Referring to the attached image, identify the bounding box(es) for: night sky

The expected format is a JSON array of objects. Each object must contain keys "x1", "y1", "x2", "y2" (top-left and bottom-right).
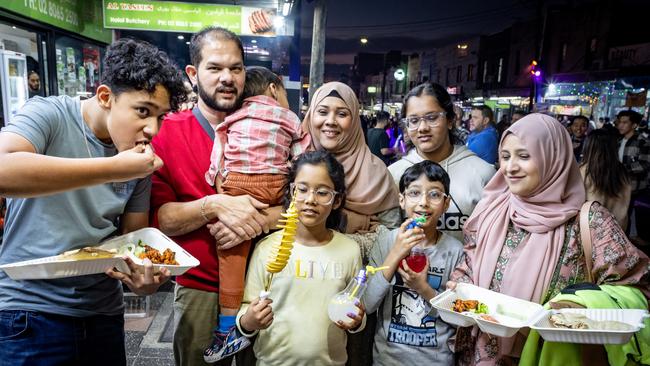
[{"x1": 298, "y1": 0, "x2": 540, "y2": 64}]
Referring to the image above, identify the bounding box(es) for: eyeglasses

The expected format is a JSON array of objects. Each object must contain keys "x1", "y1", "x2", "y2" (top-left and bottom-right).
[
  {"x1": 403, "y1": 189, "x2": 449, "y2": 204},
  {"x1": 290, "y1": 183, "x2": 338, "y2": 206},
  {"x1": 400, "y1": 112, "x2": 447, "y2": 130}
]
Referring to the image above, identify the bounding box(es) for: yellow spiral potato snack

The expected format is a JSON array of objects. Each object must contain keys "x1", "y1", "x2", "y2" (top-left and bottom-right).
[{"x1": 263, "y1": 195, "x2": 299, "y2": 292}]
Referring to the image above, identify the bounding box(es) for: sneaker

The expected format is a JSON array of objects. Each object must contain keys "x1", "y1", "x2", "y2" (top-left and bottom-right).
[{"x1": 203, "y1": 326, "x2": 251, "y2": 363}]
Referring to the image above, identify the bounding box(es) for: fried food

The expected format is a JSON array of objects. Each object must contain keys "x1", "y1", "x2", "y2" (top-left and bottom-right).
[
  {"x1": 452, "y1": 299, "x2": 488, "y2": 314},
  {"x1": 137, "y1": 245, "x2": 179, "y2": 265}
]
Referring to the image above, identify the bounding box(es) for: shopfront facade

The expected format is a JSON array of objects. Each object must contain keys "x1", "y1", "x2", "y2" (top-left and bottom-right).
[{"x1": 0, "y1": 0, "x2": 111, "y2": 127}]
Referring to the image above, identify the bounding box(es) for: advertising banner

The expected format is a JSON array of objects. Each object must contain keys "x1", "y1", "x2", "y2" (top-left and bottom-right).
[
  {"x1": 103, "y1": 0, "x2": 291, "y2": 36},
  {"x1": 0, "y1": 0, "x2": 111, "y2": 43}
]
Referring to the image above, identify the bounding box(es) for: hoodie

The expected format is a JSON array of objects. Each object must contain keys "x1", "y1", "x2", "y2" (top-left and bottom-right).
[{"x1": 388, "y1": 146, "x2": 496, "y2": 242}]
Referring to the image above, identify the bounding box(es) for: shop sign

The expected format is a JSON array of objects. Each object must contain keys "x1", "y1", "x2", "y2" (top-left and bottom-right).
[
  {"x1": 0, "y1": 0, "x2": 111, "y2": 43},
  {"x1": 103, "y1": 0, "x2": 292, "y2": 36},
  {"x1": 625, "y1": 90, "x2": 647, "y2": 107},
  {"x1": 608, "y1": 43, "x2": 650, "y2": 68}
]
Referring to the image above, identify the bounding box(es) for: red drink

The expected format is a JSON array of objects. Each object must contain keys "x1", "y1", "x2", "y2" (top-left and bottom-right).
[
  {"x1": 405, "y1": 251, "x2": 427, "y2": 272},
  {"x1": 400, "y1": 249, "x2": 427, "y2": 273}
]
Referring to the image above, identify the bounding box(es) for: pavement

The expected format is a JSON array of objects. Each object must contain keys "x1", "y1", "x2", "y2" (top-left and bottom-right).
[{"x1": 125, "y1": 282, "x2": 175, "y2": 366}]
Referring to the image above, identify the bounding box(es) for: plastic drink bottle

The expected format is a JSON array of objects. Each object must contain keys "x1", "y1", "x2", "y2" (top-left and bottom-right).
[
  {"x1": 327, "y1": 266, "x2": 386, "y2": 323},
  {"x1": 399, "y1": 216, "x2": 428, "y2": 272},
  {"x1": 404, "y1": 245, "x2": 427, "y2": 272}
]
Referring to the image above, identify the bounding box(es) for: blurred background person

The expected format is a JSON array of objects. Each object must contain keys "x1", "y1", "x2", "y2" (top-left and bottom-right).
[
  {"x1": 367, "y1": 111, "x2": 395, "y2": 165},
  {"x1": 580, "y1": 129, "x2": 631, "y2": 229},
  {"x1": 452, "y1": 104, "x2": 469, "y2": 145},
  {"x1": 569, "y1": 115, "x2": 589, "y2": 162},
  {"x1": 28, "y1": 71, "x2": 42, "y2": 99}
]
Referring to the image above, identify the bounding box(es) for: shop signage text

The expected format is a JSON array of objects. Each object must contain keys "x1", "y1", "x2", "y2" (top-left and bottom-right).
[
  {"x1": 0, "y1": 0, "x2": 111, "y2": 43},
  {"x1": 103, "y1": 0, "x2": 293, "y2": 36}
]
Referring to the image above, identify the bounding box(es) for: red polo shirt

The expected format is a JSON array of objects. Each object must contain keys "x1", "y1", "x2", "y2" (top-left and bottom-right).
[{"x1": 151, "y1": 110, "x2": 219, "y2": 292}]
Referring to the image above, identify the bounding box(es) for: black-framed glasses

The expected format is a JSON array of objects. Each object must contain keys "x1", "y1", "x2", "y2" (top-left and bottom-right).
[
  {"x1": 403, "y1": 188, "x2": 449, "y2": 204},
  {"x1": 290, "y1": 183, "x2": 338, "y2": 206},
  {"x1": 400, "y1": 112, "x2": 447, "y2": 130}
]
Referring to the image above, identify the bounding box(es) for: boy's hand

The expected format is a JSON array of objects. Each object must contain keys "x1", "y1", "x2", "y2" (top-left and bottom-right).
[
  {"x1": 398, "y1": 257, "x2": 435, "y2": 299},
  {"x1": 111, "y1": 144, "x2": 163, "y2": 181},
  {"x1": 106, "y1": 257, "x2": 170, "y2": 296},
  {"x1": 207, "y1": 221, "x2": 245, "y2": 250},
  {"x1": 387, "y1": 219, "x2": 424, "y2": 264},
  {"x1": 336, "y1": 301, "x2": 365, "y2": 331},
  {"x1": 240, "y1": 297, "x2": 274, "y2": 331}
]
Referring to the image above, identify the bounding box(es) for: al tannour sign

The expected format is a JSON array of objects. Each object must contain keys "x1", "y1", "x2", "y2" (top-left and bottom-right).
[{"x1": 103, "y1": 0, "x2": 292, "y2": 36}]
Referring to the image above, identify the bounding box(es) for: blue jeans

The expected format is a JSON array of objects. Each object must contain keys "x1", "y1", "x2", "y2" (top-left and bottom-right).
[{"x1": 0, "y1": 310, "x2": 126, "y2": 366}]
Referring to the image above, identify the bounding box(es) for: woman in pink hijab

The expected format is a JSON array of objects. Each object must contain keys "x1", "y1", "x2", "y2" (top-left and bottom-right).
[{"x1": 450, "y1": 114, "x2": 649, "y2": 365}]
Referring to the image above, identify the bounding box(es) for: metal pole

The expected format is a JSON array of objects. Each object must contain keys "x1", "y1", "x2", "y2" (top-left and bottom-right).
[{"x1": 308, "y1": 0, "x2": 327, "y2": 104}]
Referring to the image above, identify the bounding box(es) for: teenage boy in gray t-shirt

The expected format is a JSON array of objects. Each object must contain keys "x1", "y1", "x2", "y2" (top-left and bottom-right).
[
  {"x1": 0, "y1": 38, "x2": 187, "y2": 365},
  {"x1": 364, "y1": 161, "x2": 464, "y2": 366}
]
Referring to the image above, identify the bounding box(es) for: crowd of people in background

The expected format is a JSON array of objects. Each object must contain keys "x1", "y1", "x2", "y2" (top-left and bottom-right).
[{"x1": 0, "y1": 25, "x2": 649, "y2": 366}]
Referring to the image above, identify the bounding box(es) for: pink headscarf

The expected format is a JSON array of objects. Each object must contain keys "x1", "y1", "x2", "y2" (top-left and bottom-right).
[{"x1": 464, "y1": 113, "x2": 586, "y2": 305}]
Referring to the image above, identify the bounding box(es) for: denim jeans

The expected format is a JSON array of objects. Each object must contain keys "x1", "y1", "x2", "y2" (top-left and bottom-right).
[{"x1": 0, "y1": 310, "x2": 126, "y2": 366}]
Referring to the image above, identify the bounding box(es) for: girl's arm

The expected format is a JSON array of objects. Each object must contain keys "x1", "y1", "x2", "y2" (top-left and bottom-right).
[{"x1": 237, "y1": 238, "x2": 274, "y2": 335}]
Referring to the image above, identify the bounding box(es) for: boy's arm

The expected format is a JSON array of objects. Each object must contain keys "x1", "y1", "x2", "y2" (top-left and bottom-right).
[
  {"x1": 362, "y1": 228, "x2": 393, "y2": 313},
  {"x1": 0, "y1": 132, "x2": 160, "y2": 198}
]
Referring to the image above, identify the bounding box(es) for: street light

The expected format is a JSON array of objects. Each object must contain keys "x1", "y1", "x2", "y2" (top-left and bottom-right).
[{"x1": 360, "y1": 38, "x2": 368, "y2": 44}]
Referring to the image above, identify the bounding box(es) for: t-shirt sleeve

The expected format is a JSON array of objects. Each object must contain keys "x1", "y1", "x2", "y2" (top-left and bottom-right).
[
  {"x1": 124, "y1": 176, "x2": 152, "y2": 213},
  {"x1": 1, "y1": 96, "x2": 62, "y2": 154},
  {"x1": 150, "y1": 135, "x2": 179, "y2": 211},
  {"x1": 379, "y1": 131, "x2": 389, "y2": 149},
  {"x1": 363, "y1": 227, "x2": 394, "y2": 313}
]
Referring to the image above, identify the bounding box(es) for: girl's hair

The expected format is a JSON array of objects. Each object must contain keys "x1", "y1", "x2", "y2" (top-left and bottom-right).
[
  {"x1": 402, "y1": 82, "x2": 457, "y2": 145},
  {"x1": 581, "y1": 129, "x2": 630, "y2": 198},
  {"x1": 285, "y1": 150, "x2": 347, "y2": 230},
  {"x1": 399, "y1": 160, "x2": 450, "y2": 195},
  {"x1": 243, "y1": 66, "x2": 283, "y2": 99}
]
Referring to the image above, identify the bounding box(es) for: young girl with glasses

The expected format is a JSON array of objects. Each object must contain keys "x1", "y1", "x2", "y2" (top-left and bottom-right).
[
  {"x1": 364, "y1": 160, "x2": 464, "y2": 365},
  {"x1": 235, "y1": 150, "x2": 366, "y2": 365}
]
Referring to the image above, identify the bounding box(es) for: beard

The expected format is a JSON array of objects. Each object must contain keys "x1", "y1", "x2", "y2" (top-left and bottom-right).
[{"x1": 196, "y1": 75, "x2": 241, "y2": 113}]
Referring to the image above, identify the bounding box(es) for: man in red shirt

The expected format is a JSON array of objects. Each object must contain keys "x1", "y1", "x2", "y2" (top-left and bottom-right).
[{"x1": 151, "y1": 27, "x2": 279, "y2": 366}]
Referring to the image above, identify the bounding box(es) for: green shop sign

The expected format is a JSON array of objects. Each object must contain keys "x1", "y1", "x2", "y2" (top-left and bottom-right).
[
  {"x1": 0, "y1": 0, "x2": 112, "y2": 44},
  {"x1": 103, "y1": 0, "x2": 289, "y2": 36}
]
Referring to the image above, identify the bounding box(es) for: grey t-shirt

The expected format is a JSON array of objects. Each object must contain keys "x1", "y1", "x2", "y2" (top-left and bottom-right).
[
  {"x1": 364, "y1": 226, "x2": 464, "y2": 366},
  {"x1": 0, "y1": 96, "x2": 150, "y2": 317}
]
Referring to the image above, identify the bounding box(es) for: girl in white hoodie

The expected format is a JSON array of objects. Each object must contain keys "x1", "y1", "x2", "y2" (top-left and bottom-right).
[{"x1": 389, "y1": 83, "x2": 495, "y2": 242}]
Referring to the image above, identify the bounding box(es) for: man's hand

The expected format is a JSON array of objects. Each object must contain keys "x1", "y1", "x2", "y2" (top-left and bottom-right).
[
  {"x1": 335, "y1": 301, "x2": 365, "y2": 331},
  {"x1": 209, "y1": 194, "x2": 270, "y2": 240},
  {"x1": 105, "y1": 257, "x2": 170, "y2": 296},
  {"x1": 240, "y1": 297, "x2": 274, "y2": 332},
  {"x1": 110, "y1": 144, "x2": 163, "y2": 182}
]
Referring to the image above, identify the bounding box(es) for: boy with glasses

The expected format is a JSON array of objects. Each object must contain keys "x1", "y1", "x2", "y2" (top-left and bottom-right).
[{"x1": 364, "y1": 160, "x2": 464, "y2": 366}]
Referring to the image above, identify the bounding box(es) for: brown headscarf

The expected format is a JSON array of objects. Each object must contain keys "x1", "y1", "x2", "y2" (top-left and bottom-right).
[{"x1": 303, "y1": 82, "x2": 399, "y2": 232}]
